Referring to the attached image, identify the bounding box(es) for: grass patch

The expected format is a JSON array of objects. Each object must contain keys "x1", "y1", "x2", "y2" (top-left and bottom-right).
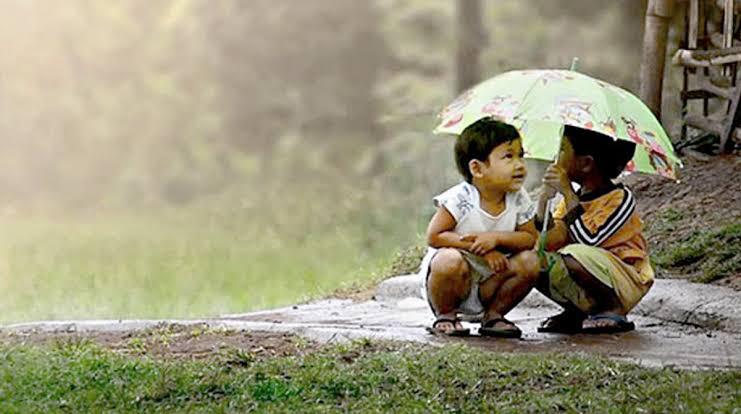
[
  {"x1": 329, "y1": 239, "x2": 426, "y2": 300},
  {"x1": 0, "y1": 206, "x2": 420, "y2": 323},
  {"x1": 383, "y1": 240, "x2": 427, "y2": 277},
  {"x1": 644, "y1": 208, "x2": 685, "y2": 240},
  {"x1": 0, "y1": 340, "x2": 738, "y2": 412},
  {"x1": 653, "y1": 221, "x2": 741, "y2": 283}
]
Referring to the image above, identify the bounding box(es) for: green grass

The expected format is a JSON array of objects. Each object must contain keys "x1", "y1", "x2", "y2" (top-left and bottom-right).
[
  {"x1": 0, "y1": 340, "x2": 738, "y2": 413},
  {"x1": 0, "y1": 205, "x2": 420, "y2": 323},
  {"x1": 653, "y1": 221, "x2": 741, "y2": 283}
]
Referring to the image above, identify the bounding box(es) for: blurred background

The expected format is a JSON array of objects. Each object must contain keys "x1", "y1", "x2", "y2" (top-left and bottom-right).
[{"x1": 1, "y1": 0, "x2": 672, "y2": 322}]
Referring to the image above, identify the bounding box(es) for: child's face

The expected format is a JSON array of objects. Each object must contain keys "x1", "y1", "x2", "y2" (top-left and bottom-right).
[
  {"x1": 557, "y1": 136, "x2": 580, "y2": 181},
  {"x1": 472, "y1": 138, "x2": 527, "y2": 193}
]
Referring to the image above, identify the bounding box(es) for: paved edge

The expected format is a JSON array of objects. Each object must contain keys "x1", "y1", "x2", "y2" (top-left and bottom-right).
[{"x1": 375, "y1": 274, "x2": 741, "y2": 334}]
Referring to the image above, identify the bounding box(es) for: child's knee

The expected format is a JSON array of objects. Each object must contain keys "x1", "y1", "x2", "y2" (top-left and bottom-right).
[
  {"x1": 430, "y1": 249, "x2": 470, "y2": 282},
  {"x1": 511, "y1": 250, "x2": 540, "y2": 283}
]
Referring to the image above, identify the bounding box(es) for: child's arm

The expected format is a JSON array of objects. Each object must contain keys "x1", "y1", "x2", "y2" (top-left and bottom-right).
[
  {"x1": 426, "y1": 206, "x2": 473, "y2": 251},
  {"x1": 543, "y1": 219, "x2": 570, "y2": 251},
  {"x1": 538, "y1": 163, "x2": 579, "y2": 251},
  {"x1": 460, "y1": 223, "x2": 536, "y2": 256}
]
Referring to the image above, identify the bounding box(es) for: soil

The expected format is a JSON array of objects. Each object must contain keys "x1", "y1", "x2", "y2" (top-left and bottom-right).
[
  {"x1": 0, "y1": 322, "x2": 402, "y2": 362},
  {"x1": 621, "y1": 154, "x2": 741, "y2": 288},
  {"x1": 623, "y1": 154, "x2": 740, "y2": 234},
  {"x1": 1, "y1": 324, "x2": 319, "y2": 362}
]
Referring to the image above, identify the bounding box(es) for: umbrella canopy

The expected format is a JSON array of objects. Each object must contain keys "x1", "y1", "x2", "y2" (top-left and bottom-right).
[{"x1": 434, "y1": 69, "x2": 681, "y2": 179}]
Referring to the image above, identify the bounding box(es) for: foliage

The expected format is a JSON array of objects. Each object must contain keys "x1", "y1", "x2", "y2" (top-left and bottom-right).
[
  {"x1": 0, "y1": 340, "x2": 739, "y2": 412},
  {"x1": 653, "y1": 221, "x2": 741, "y2": 282}
]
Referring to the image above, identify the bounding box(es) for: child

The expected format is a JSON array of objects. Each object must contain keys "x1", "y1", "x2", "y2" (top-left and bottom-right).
[
  {"x1": 422, "y1": 118, "x2": 540, "y2": 338},
  {"x1": 536, "y1": 125, "x2": 654, "y2": 334}
]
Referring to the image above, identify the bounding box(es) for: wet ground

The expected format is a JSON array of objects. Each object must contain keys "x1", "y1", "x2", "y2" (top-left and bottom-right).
[
  {"x1": 220, "y1": 298, "x2": 741, "y2": 370},
  {"x1": 6, "y1": 295, "x2": 738, "y2": 370}
]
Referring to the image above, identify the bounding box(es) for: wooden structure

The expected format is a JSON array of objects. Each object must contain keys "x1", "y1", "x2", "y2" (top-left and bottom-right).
[{"x1": 641, "y1": 0, "x2": 741, "y2": 152}]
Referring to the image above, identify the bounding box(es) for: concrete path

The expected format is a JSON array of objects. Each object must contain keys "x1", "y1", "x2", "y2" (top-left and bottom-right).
[{"x1": 3, "y1": 277, "x2": 741, "y2": 370}]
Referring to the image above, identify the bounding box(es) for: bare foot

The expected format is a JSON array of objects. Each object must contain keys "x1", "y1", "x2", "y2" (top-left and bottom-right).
[
  {"x1": 581, "y1": 313, "x2": 635, "y2": 333},
  {"x1": 431, "y1": 320, "x2": 465, "y2": 334}
]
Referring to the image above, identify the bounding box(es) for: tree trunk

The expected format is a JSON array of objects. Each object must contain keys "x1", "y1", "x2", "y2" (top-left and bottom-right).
[
  {"x1": 640, "y1": 0, "x2": 676, "y2": 119},
  {"x1": 456, "y1": 0, "x2": 486, "y2": 93}
]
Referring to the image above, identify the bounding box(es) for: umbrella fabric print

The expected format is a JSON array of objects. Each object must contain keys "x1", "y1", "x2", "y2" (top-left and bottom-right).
[
  {"x1": 556, "y1": 98, "x2": 594, "y2": 130},
  {"x1": 622, "y1": 117, "x2": 646, "y2": 145},
  {"x1": 439, "y1": 89, "x2": 475, "y2": 119},
  {"x1": 600, "y1": 119, "x2": 617, "y2": 136},
  {"x1": 534, "y1": 70, "x2": 575, "y2": 85},
  {"x1": 481, "y1": 95, "x2": 520, "y2": 121}
]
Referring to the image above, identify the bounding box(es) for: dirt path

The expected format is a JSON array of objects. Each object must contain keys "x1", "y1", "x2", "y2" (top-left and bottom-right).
[{"x1": 5, "y1": 289, "x2": 741, "y2": 370}]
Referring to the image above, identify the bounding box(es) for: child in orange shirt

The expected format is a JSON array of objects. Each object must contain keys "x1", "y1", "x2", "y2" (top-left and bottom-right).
[{"x1": 537, "y1": 125, "x2": 654, "y2": 333}]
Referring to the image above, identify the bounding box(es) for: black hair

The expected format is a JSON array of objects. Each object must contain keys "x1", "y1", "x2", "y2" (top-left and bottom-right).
[
  {"x1": 454, "y1": 118, "x2": 521, "y2": 183},
  {"x1": 563, "y1": 125, "x2": 636, "y2": 179}
]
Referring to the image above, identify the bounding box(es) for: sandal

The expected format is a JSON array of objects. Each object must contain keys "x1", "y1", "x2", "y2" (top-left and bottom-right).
[
  {"x1": 426, "y1": 317, "x2": 470, "y2": 337},
  {"x1": 538, "y1": 310, "x2": 586, "y2": 334},
  {"x1": 479, "y1": 317, "x2": 522, "y2": 338},
  {"x1": 581, "y1": 313, "x2": 635, "y2": 334}
]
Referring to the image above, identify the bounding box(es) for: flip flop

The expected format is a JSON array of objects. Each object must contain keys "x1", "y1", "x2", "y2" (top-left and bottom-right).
[
  {"x1": 426, "y1": 317, "x2": 470, "y2": 337},
  {"x1": 581, "y1": 313, "x2": 635, "y2": 334},
  {"x1": 537, "y1": 310, "x2": 586, "y2": 334},
  {"x1": 479, "y1": 317, "x2": 522, "y2": 338}
]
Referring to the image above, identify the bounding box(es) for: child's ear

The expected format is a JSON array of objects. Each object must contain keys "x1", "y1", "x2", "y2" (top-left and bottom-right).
[
  {"x1": 580, "y1": 155, "x2": 596, "y2": 173},
  {"x1": 468, "y1": 159, "x2": 483, "y2": 178}
]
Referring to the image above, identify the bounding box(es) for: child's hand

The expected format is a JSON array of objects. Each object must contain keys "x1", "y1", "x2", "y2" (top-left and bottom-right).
[
  {"x1": 460, "y1": 233, "x2": 498, "y2": 256},
  {"x1": 541, "y1": 183, "x2": 557, "y2": 200},
  {"x1": 542, "y1": 164, "x2": 571, "y2": 196},
  {"x1": 483, "y1": 250, "x2": 509, "y2": 273}
]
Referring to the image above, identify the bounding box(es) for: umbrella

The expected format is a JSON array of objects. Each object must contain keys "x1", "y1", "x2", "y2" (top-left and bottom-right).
[{"x1": 433, "y1": 68, "x2": 681, "y2": 180}]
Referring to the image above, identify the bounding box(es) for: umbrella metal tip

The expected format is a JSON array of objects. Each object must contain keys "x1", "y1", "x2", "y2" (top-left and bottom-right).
[{"x1": 570, "y1": 57, "x2": 579, "y2": 71}]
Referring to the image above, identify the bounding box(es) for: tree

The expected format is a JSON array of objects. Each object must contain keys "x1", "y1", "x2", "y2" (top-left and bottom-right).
[
  {"x1": 640, "y1": 0, "x2": 676, "y2": 118},
  {"x1": 456, "y1": 0, "x2": 486, "y2": 92}
]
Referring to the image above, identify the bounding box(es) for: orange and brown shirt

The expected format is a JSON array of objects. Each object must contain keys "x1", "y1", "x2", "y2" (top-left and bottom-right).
[{"x1": 553, "y1": 184, "x2": 648, "y2": 264}]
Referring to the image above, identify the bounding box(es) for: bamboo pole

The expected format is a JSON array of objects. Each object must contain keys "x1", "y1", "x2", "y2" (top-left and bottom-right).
[
  {"x1": 724, "y1": 0, "x2": 735, "y2": 75},
  {"x1": 724, "y1": 0, "x2": 734, "y2": 48},
  {"x1": 689, "y1": 0, "x2": 699, "y2": 48}
]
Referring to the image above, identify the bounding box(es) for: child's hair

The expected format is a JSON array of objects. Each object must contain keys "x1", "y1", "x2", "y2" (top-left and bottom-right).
[
  {"x1": 564, "y1": 125, "x2": 636, "y2": 179},
  {"x1": 455, "y1": 118, "x2": 520, "y2": 183}
]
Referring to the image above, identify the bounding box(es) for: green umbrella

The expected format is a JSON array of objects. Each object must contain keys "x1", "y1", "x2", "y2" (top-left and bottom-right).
[{"x1": 434, "y1": 68, "x2": 682, "y2": 180}]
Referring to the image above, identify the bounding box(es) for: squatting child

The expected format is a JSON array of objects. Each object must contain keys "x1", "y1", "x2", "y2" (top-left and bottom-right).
[
  {"x1": 422, "y1": 119, "x2": 541, "y2": 338},
  {"x1": 537, "y1": 125, "x2": 654, "y2": 333}
]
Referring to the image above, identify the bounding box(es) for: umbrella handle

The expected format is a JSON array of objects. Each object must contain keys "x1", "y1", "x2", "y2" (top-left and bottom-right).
[{"x1": 537, "y1": 199, "x2": 552, "y2": 259}]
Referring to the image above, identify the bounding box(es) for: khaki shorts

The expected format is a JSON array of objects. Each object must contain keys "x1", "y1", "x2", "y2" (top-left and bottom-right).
[{"x1": 542, "y1": 244, "x2": 654, "y2": 313}]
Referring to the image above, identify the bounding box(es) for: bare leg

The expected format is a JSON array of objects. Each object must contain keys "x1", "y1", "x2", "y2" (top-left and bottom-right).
[
  {"x1": 426, "y1": 249, "x2": 471, "y2": 333},
  {"x1": 535, "y1": 254, "x2": 588, "y2": 333},
  {"x1": 479, "y1": 250, "x2": 540, "y2": 328},
  {"x1": 560, "y1": 255, "x2": 633, "y2": 331}
]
